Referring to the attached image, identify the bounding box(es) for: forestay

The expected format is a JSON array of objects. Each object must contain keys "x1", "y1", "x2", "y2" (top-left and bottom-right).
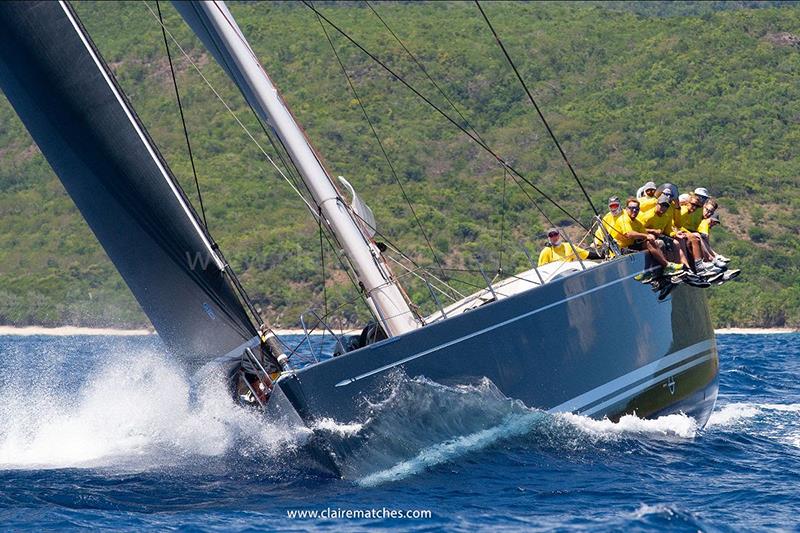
[{"x1": 0, "y1": 1, "x2": 258, "y2": 360}]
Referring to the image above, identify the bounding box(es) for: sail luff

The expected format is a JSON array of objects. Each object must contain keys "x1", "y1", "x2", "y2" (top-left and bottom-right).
[
  {"x1": 174, "y1": 0, "x2": 420, "y2": 337},
  {"x1": 60, "y1": 1, "x2": 225, "y2": 273}
]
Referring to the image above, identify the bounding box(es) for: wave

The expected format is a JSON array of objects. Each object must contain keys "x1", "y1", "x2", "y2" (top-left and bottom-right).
[
  {"x1": 314, "y1": 374, "x2": 702, "y2": 486},
  {"x1": 0, "y1": 349, "x2": 310, "y2": 471},
  {"x1": 706, "y1": 401, "x2": 800, "y2": 428}
]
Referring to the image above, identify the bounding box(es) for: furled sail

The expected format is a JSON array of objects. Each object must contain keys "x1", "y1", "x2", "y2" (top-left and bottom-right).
[{"x1": 0, "y1": 1, "x2": 258, "y2": 359}]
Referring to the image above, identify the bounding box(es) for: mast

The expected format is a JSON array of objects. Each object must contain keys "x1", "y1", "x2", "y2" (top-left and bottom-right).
[{"x1": 174, "y1": 1, "x2": 419, "y2": 337}]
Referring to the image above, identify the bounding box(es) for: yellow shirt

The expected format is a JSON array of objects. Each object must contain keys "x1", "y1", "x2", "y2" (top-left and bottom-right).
[
  {"x1": 641, "y1": 208, "x2": 673, "y2": 236},
  {"x1": 613, "y1": 213, "x2": 647, "y2": 248},
  {"x1": 594, "y1": 211, "x2": 623, "y2": 245},
  {"x1": 679, "y1": 205, "x2": 703, "y2": 232},
  {"x1": 639, "y1": 196, "x2": 658, "y2": 217},
  {"x1": 538, "y1": 242, "x2": 590, "y2": 266},
  {"x1": 697, "y1": 218, "x2": 711, "y2": 235}
]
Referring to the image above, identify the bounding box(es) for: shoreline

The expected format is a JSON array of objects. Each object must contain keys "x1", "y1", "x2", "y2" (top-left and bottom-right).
[
  {"x1": 0, "y1": 325, "x2": 796, "y2": 337},
  {"x1": 714, "y1": 327, "x2": 798, "y2": 335}
]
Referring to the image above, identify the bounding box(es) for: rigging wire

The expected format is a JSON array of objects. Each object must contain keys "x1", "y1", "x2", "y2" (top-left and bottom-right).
[
  {"x1": 314, "y1": 11, "x2": 452, "y2": 291},
  {"x1": 142, "y1": 2, "x2": 317, "y2": 217},
  {"x1": 364, "y1": 1, "x2": 489, "y2": 147},
  {"x1": 474, "y1": 1, "x2": 600, "y2": 218},
  {"x1": 318, "y1": 208, "x2": 328, "y2": 319},
  {"x1": 301, "y1": 1, "x2": 589, "y2": 231},
  {"x1": 499, "y1": 166, "x2": 507, "y2": 273},
  {"x1": 156, "y1": 0, "x2": 208, "y2": 229}
]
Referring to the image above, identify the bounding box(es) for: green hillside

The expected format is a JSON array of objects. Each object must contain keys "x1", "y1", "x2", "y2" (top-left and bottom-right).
[{"x1": 0, "y1": 1, "x2": 798, "y2": 329}]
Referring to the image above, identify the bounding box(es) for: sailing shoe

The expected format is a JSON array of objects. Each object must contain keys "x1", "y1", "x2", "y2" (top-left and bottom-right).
[
  {"x1": 721, "y1": 269, "x2": 741, "y2": 282},
  {"x1": 707, "y1": 271, "x2": 725, "y2": 284},
  {"x1": 658, "y1": 282, "x2": 676, "y2": 300},
  {"x1": 684, "y1": 273, "x2": 711, "y2": 288},
  {"x1": 713, "y1": 258, "x2": 729, "y2": 269},
  {"x1": 701, "y1": 265, "x2": 725, "y2": 279},
  {"x1": 636, "y1": 270, "x2": 658, "y2": 284},
  {"x1": 664, "y1": 262, "x2": 684, "y2": 277},
  {"x1": 715, "y1": 254, "x2": 731, "y2": 263},
  {"x1": 670, "y1": 272, "x2": 686, "y2": 285}
]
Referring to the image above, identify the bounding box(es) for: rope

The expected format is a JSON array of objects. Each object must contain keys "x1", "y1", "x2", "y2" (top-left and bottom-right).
[
  {"x1": 156, "y1": 0, "x2": 208, "y2": 229},
  {"x1": 364, "y1": 1, "x2": 489, "y2": 147},
  {"x1": 318, "y1": 208, "x2": 328, "y2": 318},
  {"x1": 301, "y1": 1, "x2": 589, "y2": 231},
  {"x1": 142, "y1": 2, "x2": 317, "y2": 217},
  {"x1": 315, "y1": 12, "x2": 451, "y2": 290},
  {"x1": 474, "y1": 1, "x2": 599, "y2": 218}
]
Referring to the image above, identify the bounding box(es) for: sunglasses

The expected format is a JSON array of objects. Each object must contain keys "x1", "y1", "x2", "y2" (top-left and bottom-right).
[
  {"x1": 548, "y1": 232, "x2": 559, "y2": 237},
  {"x1": 627, "y1": 206, "x2": 640, "y2": 211},
  {"x1": 690, "y1": 202, "x2": 703, "y2": 208}
]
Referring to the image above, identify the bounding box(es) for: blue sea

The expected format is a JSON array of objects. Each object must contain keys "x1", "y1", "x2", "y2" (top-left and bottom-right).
[{"x1": 0, "y1": 332, "x2": 798, "y2": 531}]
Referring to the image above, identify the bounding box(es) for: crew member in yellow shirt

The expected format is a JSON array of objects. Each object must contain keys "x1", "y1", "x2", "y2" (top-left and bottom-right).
[
  {"x1": 538, "y1": 228, "x2": 591, "y2": 266},
  {"x1": 613, "y1": 198, "x2": 682, "y2": 276},
  {"x1": 677, "y1": 193, "x2": 706, "y2": 271},
  {"x1": 594, "y1": 196, "x2": 624, "y2": 247},
  {"x1": 641, "y1": 194, "x2": 693, "y2": 270}
]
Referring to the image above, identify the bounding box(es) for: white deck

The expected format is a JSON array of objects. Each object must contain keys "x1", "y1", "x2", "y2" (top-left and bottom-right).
[{"x1": 424, "y1": 259, "x2": 602, "y2": 324}]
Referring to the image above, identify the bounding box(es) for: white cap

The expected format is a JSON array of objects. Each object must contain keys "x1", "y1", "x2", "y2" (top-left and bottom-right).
[
  {"x1": 679, "y1": 193, "x2": 690, "y2": 203},
  {"x1": 694, "y1": 187, "x2": 709, "y2": 198}
]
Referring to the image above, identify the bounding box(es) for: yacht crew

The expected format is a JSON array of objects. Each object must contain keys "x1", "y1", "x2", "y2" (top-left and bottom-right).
[
  {"x1": 613, "y1": 198, "x2": 682, "y2": 276},
  {"x1": 538, "y1": 228, "x2": 590, "y2": 266},
  {"x1": 678, "y1": 193, "x2": 706, "y2": 272},
  {"x1": 594, "y1": 196, "x2": 624, "y2": 247},
  {"x1": 636, "y1": 181, "x2": 657, "y2": 199}
]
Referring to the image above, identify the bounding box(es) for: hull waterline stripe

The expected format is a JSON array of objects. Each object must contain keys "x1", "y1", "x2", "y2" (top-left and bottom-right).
[
  {"x1": 548, "y1": 339, "x2": 713, "y2": 413},
  {"x1": 573, "y1": 348, "x2": 713, "y2": 414},
  {"x1": 577, "y1": 353, "x2": 714, "y2": 418},
  {"x1": 335, "y1": 266, "x2": 662, "y2": 387},
  {"x1": 58, "y1": 1, "x2": 224, "y2": 271}
]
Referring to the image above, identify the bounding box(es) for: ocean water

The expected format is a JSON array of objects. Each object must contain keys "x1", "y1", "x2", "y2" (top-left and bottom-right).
[{"x1": 0, "y1": 333, "x2": 798, "y2": 531}]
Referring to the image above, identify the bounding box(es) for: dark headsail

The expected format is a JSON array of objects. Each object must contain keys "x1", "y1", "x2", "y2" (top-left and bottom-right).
[{"x1": 0, "y1": 1, "x2": 258, "y2": 359}]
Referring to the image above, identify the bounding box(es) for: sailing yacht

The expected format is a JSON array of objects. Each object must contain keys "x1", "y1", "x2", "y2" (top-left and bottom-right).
[{"x1": 0, "y1": 1, "x2": 718, "y2": 473}]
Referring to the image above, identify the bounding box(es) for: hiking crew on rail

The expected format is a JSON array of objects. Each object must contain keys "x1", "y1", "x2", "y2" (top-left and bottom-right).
[{"x1": 539, "y1": 181, "x2": 739, "y2": 289}]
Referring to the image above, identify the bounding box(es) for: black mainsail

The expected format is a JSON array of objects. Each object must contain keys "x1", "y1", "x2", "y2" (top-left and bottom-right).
[{"x1": 0, "y1": 1, "x2": 258, "y2": 359}]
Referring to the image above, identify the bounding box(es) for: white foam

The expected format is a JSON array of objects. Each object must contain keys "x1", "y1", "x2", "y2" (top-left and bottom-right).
[
  {"x1": 312, "y1": 418, "x2": 364, "y2": 437},
  {"x1": 357, "y1": 411, "x2": 542, "y2": 487},
  {"x1": 630, "y1": 503, "x2": 677, "y2": 519},
  {"x1": 759, "y1": 403, "x2": 800, "y2": 413},
  {"x1": 0, "y1": 351, "x2": 309, "y2": 470},
  {"x1": 558, "y1": 412, "x2": 699, "y2": 439}
]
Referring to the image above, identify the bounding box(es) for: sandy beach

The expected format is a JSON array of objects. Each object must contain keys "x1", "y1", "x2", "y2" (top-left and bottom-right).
[
  {"x1": 714, "y1": 327, "x2": 798, "y2": 335},
  {"x1": 0, "y1": 325, "x2": 153, "y2": 336}
]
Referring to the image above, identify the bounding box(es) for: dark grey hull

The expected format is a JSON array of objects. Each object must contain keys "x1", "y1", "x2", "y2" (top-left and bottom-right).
[{"x1": 276, "y1": 253, "x2": 718, "y2": 468}]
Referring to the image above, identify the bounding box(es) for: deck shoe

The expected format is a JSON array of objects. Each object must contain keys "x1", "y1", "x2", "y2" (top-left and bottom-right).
[
  {"x1": 707, "y1": 271, "x2": 725, "y2": 284},
  {"x1": 664, "y1": 262, "x2": 684, "y2": 277},
  {"x1": 715, "y1": 254, "x2": 731, "y2": 263},
  {"x1": 658, "y1": 283, "x2": 676, "y2": 300},
  {"x1": 684, "y1": 273, "x2": 711, "y2": 288},
  {"x1": 701, "y1": 266, "x2": 725, "y2": 278},
  {"x1": 713, "y1": 258, "x2": 729, "y2": 269},
  {"x1": 636, "y1": 271, "x2": 657, "y2": 283},
  {"x1": 721, "y1": 269, "x2": 741, "y2": 282}
]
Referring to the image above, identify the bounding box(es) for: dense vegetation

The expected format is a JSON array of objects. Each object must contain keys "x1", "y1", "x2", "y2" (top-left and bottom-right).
[{"x1": 0, "y1": 1, "x2": 798, "y2": 329}]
